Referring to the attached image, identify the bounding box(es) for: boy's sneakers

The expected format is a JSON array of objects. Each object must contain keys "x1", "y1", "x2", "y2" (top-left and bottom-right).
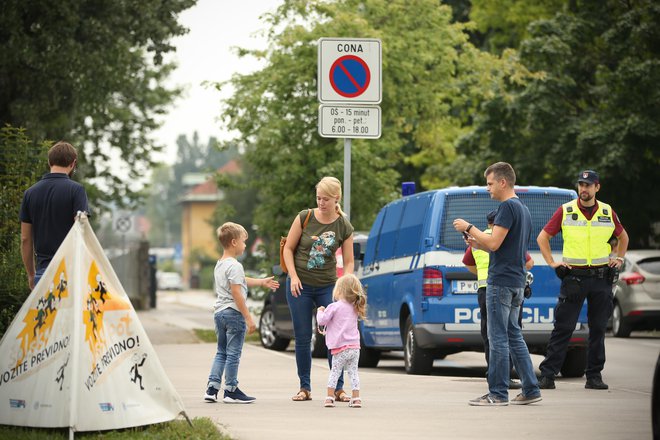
[
  {"x1": 204, "y1": 386, "x2": 219, "y2": 402},
  {"x1": 223, "y1": 388, "x2": 256, "y2": 404},
  {"x1": 468, "y1": 394, "x2": 508, "y2": 406},
  {"x1": 510, "y1": 393, "x2": 542, "y2": 405}
]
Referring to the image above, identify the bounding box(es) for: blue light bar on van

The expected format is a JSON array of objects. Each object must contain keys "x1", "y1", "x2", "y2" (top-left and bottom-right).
[{"x1": 402, "y1": 182, "x2": 416, "y2": 196}]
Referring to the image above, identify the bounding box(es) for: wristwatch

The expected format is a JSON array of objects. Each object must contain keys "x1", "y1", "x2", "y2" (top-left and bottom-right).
[
  {"x1": 466, "y1": 224, "x2": 473, "y2": 233},
  {"x1": 615, "y1": 256, "x2": 624, "y2": 262}
]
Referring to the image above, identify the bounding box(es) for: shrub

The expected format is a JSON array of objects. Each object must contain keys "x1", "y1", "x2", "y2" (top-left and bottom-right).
[{"x1": 0, "y1": 126, "x2": 48, "y2": 338}]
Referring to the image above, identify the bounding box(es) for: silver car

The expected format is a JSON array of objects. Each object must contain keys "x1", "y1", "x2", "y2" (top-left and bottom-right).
[{"x1": 611, "y1": 250, "x2": 660, "y2": 337}]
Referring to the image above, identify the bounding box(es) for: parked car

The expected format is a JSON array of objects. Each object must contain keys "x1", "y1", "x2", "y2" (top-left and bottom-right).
[
  {"x1": 611, "y1": 250, "x2": 660, "y2": 337},
  {"x1": 258, "y1": 234, "x2": 368, "y2": 358},
  {"x1": 157, "y1": 271, "x2": 183, "y2": 291},
  {"x1": 258, "y1": 268, "x2": 327, "y2": 357}
]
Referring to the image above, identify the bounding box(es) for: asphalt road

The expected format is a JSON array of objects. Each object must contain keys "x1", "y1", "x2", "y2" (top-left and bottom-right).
[{"x1": 138, "y1": 290, "x2": 659, "y2": 440}]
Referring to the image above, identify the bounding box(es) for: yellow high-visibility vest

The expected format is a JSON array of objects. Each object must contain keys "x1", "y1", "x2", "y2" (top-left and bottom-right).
[
  {"x1": 471, "y1": 228, "x2": 492, "y2": 288},
  {"x1": 561, "y1": 199, "x2": 614, "y2": 266}
]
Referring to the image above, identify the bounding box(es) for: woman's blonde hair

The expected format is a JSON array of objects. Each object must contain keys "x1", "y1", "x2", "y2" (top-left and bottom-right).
[
  {"x1": 316, "y1": 176, "x2": 345, "y2": 215},
  {"x1": 333, "y1": 274, "x2": 367, "y2": 319}
]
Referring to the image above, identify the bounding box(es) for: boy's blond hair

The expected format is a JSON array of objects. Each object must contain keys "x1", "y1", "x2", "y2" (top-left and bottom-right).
[{"x1": 216, "y1": 222, "x2": 248, "y2": 249}]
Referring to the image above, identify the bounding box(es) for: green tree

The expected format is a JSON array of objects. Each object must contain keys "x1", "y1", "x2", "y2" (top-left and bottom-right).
[
  {"x1": 469, "y1": 0, "x2": 564, "y2": 52},
  {"x1": 0, "y1": 0, "x2": 196, "y2": 209},
  {"x1": 143, "y1": 133, "x2": 239, "y2": 247},
  {"x1": 211, "y1": 158, "x2": 261, "y2": 269},
  {"x1": 458, "y1": 0, "x2": 660, "y2": 246},
  {"x1": 220, "y1": 0, "x2": 529, "y2": 257},
  {"x1": 0, "y1": 126, "x2": 48, "y2": 337}
]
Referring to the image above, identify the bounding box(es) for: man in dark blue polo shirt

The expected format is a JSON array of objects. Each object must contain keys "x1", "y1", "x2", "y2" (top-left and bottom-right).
[{"x1": 20, "y1": 141, "x2": 89, "y2": 289}]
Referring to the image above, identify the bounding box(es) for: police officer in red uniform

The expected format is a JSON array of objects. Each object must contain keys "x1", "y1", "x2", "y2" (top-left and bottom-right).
[{"x1": 536, "y1": 170, "x2": 628, "y2": 390}]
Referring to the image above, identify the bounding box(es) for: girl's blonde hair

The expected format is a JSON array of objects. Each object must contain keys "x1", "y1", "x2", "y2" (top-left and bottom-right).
[
  {"x1": 316, "y1": 176, "x2": 345, "y2": 216},
  {"x1": 333, "y1": 274, "x2": 367, "y2": 319}
]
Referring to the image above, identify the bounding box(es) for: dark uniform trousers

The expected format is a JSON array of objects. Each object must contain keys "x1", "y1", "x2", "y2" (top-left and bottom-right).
[{"x1": 539, "y1": 274, "x2": 613, "y2": 379}]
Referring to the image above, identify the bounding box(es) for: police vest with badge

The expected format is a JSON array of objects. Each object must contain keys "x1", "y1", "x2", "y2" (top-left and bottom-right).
[{"x1": 561, "y1": 199, "x2": 614, "y2": 267}]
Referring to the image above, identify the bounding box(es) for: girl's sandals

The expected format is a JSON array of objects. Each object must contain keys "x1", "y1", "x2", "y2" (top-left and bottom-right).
[
  {"x1": 349, "y1": 397, "x2": 362, "y2": 408},
  {"x1": 334, "y1": 389, "x2": 351, "y2": 403},
  {"x1": 291, "y1": 389, "x2": 312, "y2": 401},
  {"x1": 324, "y1": 396, "x2": 335, "y2": 408}
]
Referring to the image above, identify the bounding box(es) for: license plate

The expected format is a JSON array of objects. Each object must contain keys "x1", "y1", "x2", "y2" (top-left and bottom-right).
[{"x1": 452, "y1": 280, "x2": 479, "y2": 294}]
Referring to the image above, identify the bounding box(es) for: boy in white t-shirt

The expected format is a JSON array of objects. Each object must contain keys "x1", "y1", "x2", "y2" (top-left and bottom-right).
[{"x1": 204, "y1": 222, "x2": 279, "y2": 403}]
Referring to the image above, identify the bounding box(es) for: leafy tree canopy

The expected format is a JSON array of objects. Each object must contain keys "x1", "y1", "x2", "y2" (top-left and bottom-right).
[
  {"x1": 219, "y1": 0, "x2": 531, "y2": 254},
  {"x1": 469, "y1": 0, "x2": 564, "y2": 52},
  {"x1": 0, "y1": 0, "x2": 196, "y2": 209},
  {"x1": 458, "y1": 0, "x2": 660, "y2": 246}
]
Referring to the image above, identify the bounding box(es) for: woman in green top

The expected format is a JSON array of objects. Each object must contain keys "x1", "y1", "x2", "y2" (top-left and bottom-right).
[{"x1": 282, "y1": 177, "x2": 355, "y2": 402}]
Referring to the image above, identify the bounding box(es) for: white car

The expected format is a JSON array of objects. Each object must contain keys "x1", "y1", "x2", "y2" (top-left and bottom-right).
[{"x1": 157, "y1": 272, "x2": 183, "y2": 291}]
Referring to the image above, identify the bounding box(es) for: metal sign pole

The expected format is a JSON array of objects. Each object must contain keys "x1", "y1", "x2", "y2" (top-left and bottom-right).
[{"x1": 344, "y1": 137, "x2": 351, "y2": 220}]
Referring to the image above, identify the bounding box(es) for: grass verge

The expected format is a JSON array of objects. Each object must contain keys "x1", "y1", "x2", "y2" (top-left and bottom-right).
[
  {"x1": 0, "y1": 417, "x2": 229, "y2": 439},
  {"x1": 194, "y1": 328, "x2": 261, "y2": 345}
]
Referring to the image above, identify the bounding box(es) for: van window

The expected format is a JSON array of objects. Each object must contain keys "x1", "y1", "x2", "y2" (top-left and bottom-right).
[
  {"x1": 364, "y1": 209, "x2": 386, "y2": 266},
  {"x1": 394, "y1": 194, "x2": 432, "y2": 257},
  {"x1": 439, "y1": 191, "x2": 573, "y2": 251},
  {"x1": 375, "y1": 201, "x2": 405, "y2": 261},
  {"x1": 518, "y1": 191, "x2": 574, "y2": 251}
]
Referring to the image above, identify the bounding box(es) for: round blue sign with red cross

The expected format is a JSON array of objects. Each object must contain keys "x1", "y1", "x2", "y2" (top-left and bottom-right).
[{"x1": 329, "y1": 55, "x2": 371, "y2": 98}]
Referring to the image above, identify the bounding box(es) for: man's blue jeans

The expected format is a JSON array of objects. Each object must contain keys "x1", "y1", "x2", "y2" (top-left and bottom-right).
[
  {"x1": 286, "y1": 277, "x2": 344, "y2": 392},
  {"x1": 34, "y1": 267, "x2": 46, "y2": 288},
  {"x1": 486, "y1": 283, "x2": 540, "y2": 400},
  {"x1": 208, "y1": 308, "x2": 246, "y2": 392}
]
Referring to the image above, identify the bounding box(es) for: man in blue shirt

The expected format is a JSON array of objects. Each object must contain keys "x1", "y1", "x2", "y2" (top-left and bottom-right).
[
  {"x1": 20, "y1": 141, "x2": 89, "y2": 289},
  {"x1": 454, "y1": 162, "x2": 541, "y2": 406}
]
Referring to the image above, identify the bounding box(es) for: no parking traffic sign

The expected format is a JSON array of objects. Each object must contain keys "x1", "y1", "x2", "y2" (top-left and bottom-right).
[{"x1": 318, "y1": 38, "x2": 381, "y2": 104}]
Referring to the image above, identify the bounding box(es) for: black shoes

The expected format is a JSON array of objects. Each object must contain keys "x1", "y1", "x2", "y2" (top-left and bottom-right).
[
  {"x1": 585, "y1": 377, "x2": 609, "y2": 390},
  {"x1": 538, "y1": 376, "x2": 556, "y2": 389},
  {"x1": 536, "y1": 375, "x2": 608, "y2": 390}
]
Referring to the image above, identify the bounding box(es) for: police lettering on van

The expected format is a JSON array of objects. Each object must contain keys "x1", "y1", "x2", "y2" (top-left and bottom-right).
[{"x1": 356, "y1": 186, "x2": 589, "y2": 375}]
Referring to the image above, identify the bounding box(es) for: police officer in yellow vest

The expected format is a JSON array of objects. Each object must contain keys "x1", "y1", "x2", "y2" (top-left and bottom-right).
[
  {"x1": 536, "y1": 170, "x2": 628, "y2": 390},
  {"x1": 462, "y1": 210, "x2": 534, "y2": 389}
]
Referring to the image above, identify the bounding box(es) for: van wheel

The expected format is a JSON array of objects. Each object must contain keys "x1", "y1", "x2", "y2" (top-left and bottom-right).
[
  {"x1": 560, "y1": 346, "x2": 586, "y2": 378},
  {"x1": 403, "y1": 316, "x2": 433, "y2": 375},
  {"x1": 259, "y1": 304, "x2": 290, "y2": 351},
  {"x1": 359, "y1": 346, "x2": 381, "y2": 368},
  {"x1": 358, "y1": 329, "x2": 380, "y2": 367},
  {"x1": 612, "y1": 302, "x2": 632, "y2": 338}
]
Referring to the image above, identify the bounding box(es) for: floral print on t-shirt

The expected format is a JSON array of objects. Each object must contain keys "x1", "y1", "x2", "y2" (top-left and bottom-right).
[{"x1": 307, "y1": 231, "x2": 336, "y2": 270}]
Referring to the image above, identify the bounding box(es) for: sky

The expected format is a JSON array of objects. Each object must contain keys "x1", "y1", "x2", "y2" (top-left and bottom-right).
[{"x1": 152, "y1": 0, "x2": 283, "y2": 164}]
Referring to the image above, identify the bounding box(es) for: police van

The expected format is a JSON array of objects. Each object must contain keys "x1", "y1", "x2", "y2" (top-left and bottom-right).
[{"x1": 356, "y1": 186, "x2": 589, "y2": 375}]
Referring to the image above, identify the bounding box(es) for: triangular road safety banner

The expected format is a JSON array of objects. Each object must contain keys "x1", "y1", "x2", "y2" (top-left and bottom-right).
[{"x1": 0, "y1": 213, "x2": 187, "y2": 433}]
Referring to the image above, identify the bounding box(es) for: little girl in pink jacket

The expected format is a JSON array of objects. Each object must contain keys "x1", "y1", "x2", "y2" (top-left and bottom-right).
[{"x1": 317, "y1": 274, "x2": 367, "y2": 408}]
